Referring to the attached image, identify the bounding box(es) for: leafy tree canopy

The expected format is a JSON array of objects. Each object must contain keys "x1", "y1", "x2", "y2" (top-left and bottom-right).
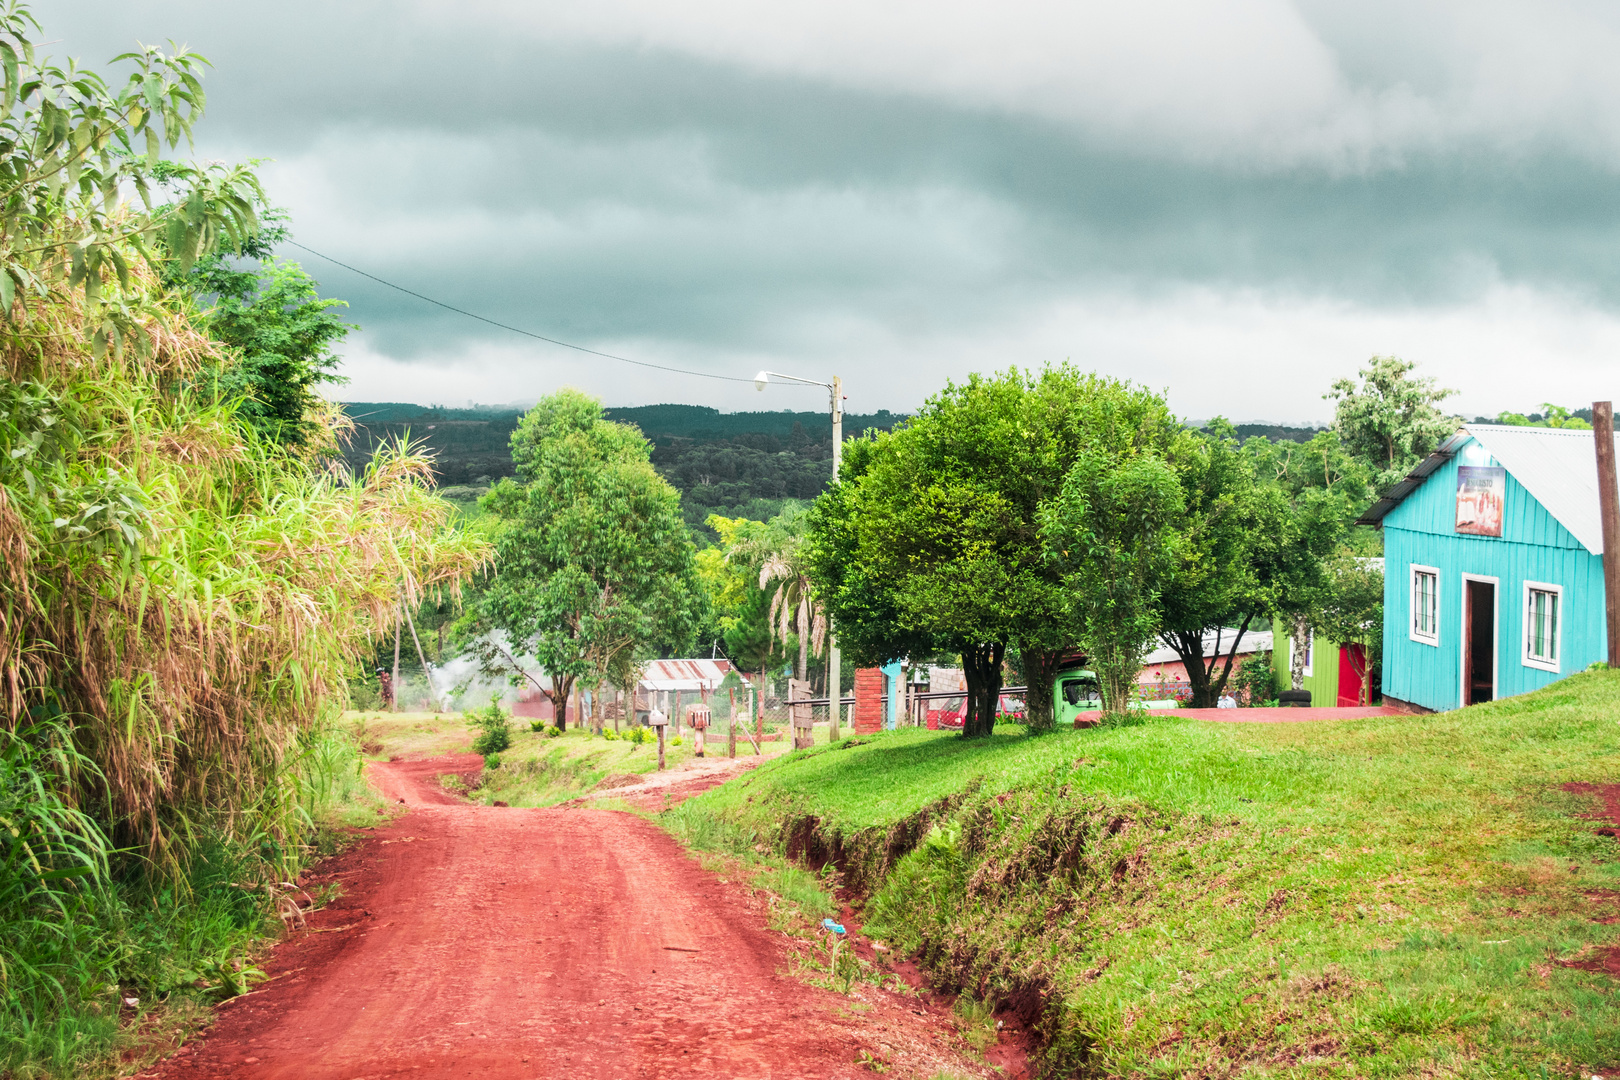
[
  {"x1": 471, "y1": 389, "x2": 708, "y2": 726},
  {"x1": 1325, "y1": 355, "x2": 1458, "y2": 493},
  {"x1": 809, "y1": 366, "x2": 1183, "y2": 735}
]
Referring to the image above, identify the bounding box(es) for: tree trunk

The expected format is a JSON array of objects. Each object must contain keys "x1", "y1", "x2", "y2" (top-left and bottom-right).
[
  {"x1": 797, "y1": 603, "x2": 809, "y2": 683},
  {"x1": 1163, "y1": 616, "x2": 1254, "y2": 707},
  {"x1": 960, "y1": 641, "x2": 1005, "y2": 738},
  {"x1": 549, "y1": 672, "x2": 573, "y2": 731},
  {"x1": 1019, "y1": 646, "x2": 1062, "y2": 733},
  {"x1": 1289, "y1": 613, "x2": 1311, "y2": 692}
]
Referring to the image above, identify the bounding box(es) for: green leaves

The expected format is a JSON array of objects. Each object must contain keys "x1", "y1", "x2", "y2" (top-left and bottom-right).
[
  {"x1": 0, "y1": 7, "x2": 263, "y2": 347},
  {"x1": 475, "y1": 390, "x2": 708, "y2": 702}
]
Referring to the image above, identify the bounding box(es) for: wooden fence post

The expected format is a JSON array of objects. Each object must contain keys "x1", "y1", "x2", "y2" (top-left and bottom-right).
[
  {"x1": 728, "y1": 688, "x2": 737, "y2": 758},
  {"x1": 1596, "y1": 401, "x2": 1620, "y2": 667}
]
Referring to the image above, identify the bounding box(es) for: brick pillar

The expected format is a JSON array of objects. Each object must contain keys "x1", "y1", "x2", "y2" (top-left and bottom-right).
[{"x1": 853, "y1": 667, "x2": 885, "y2": 734}]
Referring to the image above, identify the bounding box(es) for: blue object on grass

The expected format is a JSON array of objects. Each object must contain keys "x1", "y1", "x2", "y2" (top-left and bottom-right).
[{"x1": 821, "y1": 918, "x2": 846, "y2": 934}]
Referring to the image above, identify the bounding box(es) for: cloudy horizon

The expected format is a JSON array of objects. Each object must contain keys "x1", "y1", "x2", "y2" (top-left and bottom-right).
[{"x1": 48, "y1": 0, "x2": 1620, "y2": 424}]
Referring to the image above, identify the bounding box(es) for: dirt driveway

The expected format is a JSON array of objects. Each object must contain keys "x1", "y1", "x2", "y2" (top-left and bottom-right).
[{"x1": 140, "y1": 756, "x2": 991, "y2": 1080}]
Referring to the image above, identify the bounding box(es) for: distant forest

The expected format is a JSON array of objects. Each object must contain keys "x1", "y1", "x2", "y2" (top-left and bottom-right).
[
  {"x1": 339, "y1": 402, "x2": 1326, "y2": 542},
  {"x1": 339, "y1": 402, "x2": 908, "y2": 541}
]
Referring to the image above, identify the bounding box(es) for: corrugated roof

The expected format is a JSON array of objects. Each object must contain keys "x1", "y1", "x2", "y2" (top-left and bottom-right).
[
  {"x1": 1142, "y1": 629, "x2": 1273, "y2": 666},
  {"x1": 1358, "y1": 424, "x2": 1620, "y2": 555},
  {"x1": 638, "y1": 658, "x2": 733, "y2": 692}
]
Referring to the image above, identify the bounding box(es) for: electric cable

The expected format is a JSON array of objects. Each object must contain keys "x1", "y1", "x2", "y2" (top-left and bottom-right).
[{"x1": 284, "y1": 240, "x2": 762, "y2": 385}]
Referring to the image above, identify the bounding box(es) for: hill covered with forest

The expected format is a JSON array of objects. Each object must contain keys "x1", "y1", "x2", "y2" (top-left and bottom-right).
[{"x1": 339, "y1": 402, "x2": 909, "y2": 539}]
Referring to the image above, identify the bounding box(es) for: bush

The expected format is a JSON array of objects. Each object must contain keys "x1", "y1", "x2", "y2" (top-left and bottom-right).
[
  {"x1": 626, "y1": 726, "x2": 653, "y2": 745},
  {"x1": 601, "y1": 729, "x2": 619, "y2": 741},
  {"x1": 671, "y1": 736, "x2": 683, "y2": 746},
  {"x1": 1233, "y1": 651, "x2": 1278, "y2": 707},
  {"x1": 542, "y1": 726, "x2": 562, "y2": 739},
  {"x1": 467, "y1": 704, "x2": 513, "y2": 756},
  {"x1": 528, "y1": 720, "x2": 546, "y2": 733},
  {"x1": 483, "y1": 753, "x2": 502, "y2": 770}
]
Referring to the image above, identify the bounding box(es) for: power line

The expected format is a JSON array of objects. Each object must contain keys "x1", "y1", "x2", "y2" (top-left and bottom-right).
[{"x1": 284, "y1": 241, "x2": 760, "y2": 385}]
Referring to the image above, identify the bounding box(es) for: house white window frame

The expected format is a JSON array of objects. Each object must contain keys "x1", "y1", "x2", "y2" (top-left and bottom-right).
[
  {"x1": 1521, "y1": 580, "x2": 1563, "y2": 674},
  {"x1": 1458, "y1": 572, "x2": 1500, "y2": 708},
  {"x1": 1409, "y1": 564, "x2": 1441, "y2": 646}
]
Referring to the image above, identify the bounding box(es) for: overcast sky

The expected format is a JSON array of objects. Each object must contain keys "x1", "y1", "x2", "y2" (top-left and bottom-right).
[{"x1": 47, "y1": 0, "x2": 1620, "y2": 422}]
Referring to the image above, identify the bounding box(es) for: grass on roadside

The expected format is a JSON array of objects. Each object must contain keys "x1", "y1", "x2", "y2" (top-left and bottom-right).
[
  {"x1": 1, "y1": 720, "x2": 392, "y2": 1080},
  {"x1": 676, "y1": 669, "x2": 1620, "y2": 1078}
]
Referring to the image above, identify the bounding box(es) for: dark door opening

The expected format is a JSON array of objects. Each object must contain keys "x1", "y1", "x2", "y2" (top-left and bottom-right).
[{"x1": 1463, "y1": 579, "x2": 1495, "y2": 705}]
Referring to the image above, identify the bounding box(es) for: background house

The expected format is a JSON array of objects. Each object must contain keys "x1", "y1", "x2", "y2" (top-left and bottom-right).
[
  {"x1": 1270, "y1": 631, "x2": 1372, "y2": 707},
  {"x1": 1360, "y1": 424, "x2": 1615, "y2": 712}
]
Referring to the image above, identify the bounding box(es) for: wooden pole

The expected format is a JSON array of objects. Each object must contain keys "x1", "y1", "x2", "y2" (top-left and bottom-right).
[
  {"x1": 657, "y1": 725, "x2": 666, "y2": 771},
  {"x1": 391, "y1": 612, "x2": 402, "y2": 712},
  {"x1": 728, "y1": 688, "x2": 737, "y2": 758},
  {"x1": 1596, "y1": 401, "x2": 1620, "y2": 667}
]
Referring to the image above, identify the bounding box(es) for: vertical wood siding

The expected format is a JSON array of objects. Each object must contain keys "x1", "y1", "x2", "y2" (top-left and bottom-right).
[
  {"x1": 1381, "y1": 439, "x2": 1608, "y2": 711},
  {"x1": 1271, "y1": 632, "x2": 1341, "y2": 706}
]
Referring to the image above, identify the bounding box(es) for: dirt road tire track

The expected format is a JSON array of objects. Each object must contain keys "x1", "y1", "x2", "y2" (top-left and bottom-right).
[{"x1": 142, "y1": 756, "x2": 906, "y2": 1079}]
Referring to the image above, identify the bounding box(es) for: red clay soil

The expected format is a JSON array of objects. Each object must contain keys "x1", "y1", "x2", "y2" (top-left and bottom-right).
[
  {"x1": 136, "y1": 756, "x2": 995, "y2": 1080},
  {"x1": 1559, "y1": 782, "x2": 1620, "y2": 976},
  {"x1": 1071, "y1": 705, "x2": 1401, "y2": 727}
]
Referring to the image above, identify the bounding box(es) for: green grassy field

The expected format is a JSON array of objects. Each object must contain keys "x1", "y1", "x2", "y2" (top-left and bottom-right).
[{"x1": 670, "y1": 670, "x2": 1620, "y2": 1077}]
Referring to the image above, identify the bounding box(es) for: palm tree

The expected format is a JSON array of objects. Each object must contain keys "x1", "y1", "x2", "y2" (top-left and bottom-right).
[{"x1": 758, "y1": 550, "x2": 826, "y2": 683}]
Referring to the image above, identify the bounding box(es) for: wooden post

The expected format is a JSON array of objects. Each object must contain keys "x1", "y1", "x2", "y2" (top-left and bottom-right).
[
  {"x1": 657, "y1": 725, "x2": 666, "y2": 770},
  {"x1": 728, "y1": 688, "x2": 737, "y2": 758},
  {"x1": 1596, "y1": 401, "x2": 1620, "y2": 667}
]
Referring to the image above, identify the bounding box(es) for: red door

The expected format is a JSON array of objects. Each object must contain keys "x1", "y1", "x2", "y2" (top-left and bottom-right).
[{"x1": 1337, "y1": 644, "x2": 1367, "y2": 706}]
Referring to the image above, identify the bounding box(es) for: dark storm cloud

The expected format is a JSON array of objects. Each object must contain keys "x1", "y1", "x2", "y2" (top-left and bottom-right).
[{"x1": 38, "y1": 1, "x2": 1620, "y2": 416}]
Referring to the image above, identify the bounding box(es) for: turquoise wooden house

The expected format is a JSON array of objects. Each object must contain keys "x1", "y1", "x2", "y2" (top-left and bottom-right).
[{"x1": 1361, "y1": 424, "x2": 1614, "y2": 712}]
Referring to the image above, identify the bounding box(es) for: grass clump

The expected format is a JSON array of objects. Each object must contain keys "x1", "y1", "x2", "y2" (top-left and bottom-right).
[{"x1": 679, "y1": 669, "x2": 1620, "y2": 1076}]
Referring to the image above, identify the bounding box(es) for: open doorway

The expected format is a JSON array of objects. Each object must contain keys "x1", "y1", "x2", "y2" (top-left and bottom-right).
[{"x1": 1462, "y1": 577, "x2": 1496, "y2": 705}]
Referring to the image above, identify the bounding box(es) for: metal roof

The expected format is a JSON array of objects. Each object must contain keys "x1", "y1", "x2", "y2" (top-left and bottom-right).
[
  {"x1": 1142, "y1": 629, "x2": 1273, "y2": 666},
  {"x1": 638, "y1": 658, "x2": 734, "y2": 692},
  {"x1": 1358, "y1": 424, "x2": 1620, "y2": 555}
]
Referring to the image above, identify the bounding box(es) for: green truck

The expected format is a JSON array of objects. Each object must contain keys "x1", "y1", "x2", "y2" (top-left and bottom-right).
[{"x1": 1053, "y1": 667, "x2": 1180, "y2": 726}]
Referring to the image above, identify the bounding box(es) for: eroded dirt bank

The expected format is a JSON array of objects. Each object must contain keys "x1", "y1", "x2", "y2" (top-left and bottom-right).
[{"x1": 138, "y1": 756, "x2": 992, "y2": 1080}]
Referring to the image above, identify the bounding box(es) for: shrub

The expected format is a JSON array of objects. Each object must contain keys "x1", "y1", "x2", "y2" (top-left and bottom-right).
[
  {"x1": 467, "y1": 704, "x2": 513, "y2": 756},
  {"x1": 626, "y1": 726, "x2": 654, "y2": 745},
  {"x1": 528, "y1": 720, "x2": 546, "y2": 733},
  {"x1": 542, "y1": 726, "x2": 562, "y2": 739},
  {"x1": 1233, "y1": 652, "x2": 1279, "y2": 707},
  {"x1": 671, "y1": 736, "x2": 684, "y2": 746},
  {"x1": 483, "y1": 753, "x2": 502, "y2": 770},
  {"x1": 601, "y1": 729, "x2": 619, "y2": 741}
]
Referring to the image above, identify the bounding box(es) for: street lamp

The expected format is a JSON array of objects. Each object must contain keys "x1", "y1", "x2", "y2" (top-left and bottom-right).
[{"x1": 755, "y1": 369, "x2": 844, "y2": 740}]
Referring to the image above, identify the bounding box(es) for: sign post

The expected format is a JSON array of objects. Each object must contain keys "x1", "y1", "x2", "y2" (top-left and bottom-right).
[{"x1": 649, "y1": 707, "x2": 669, "y2": 771}]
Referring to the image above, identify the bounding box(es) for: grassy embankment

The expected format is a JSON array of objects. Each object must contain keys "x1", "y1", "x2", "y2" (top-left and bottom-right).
[{"x1": 668, "y1": 670, "x2": 1620, "y2": 1077}]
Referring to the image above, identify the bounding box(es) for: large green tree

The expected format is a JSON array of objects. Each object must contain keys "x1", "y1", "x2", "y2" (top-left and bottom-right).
[
  {"x1": 1242, "y1": 430, "x2": 1368, "y2": 690},
  {"x1": 1153, "y1": 424, "x2": 1286, "y2": 707},
  {"x1": 474, "y1": 390, "x2": 707, "y2": 728},
  {"x1": 1041, "y1": 449, "x2": 1184, "y2": 716},
  {"x1": 808, "y1": 366, "x2": 1182, "y2": 735},
  {"x1": 1325, "y1": 355, "x2": 1458, "y2": 492}
]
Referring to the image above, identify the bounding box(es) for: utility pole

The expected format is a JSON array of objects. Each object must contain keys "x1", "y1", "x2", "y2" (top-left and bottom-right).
[
  {"x1": 828, "y1": 375, "x2": 843, "y2": 741},
  {"x1": 1595, "y1": 401, "x2": 1620, "y2": 667},
  {"x1": 755, "y1": 369, "x2": 846, "y2": 741}
]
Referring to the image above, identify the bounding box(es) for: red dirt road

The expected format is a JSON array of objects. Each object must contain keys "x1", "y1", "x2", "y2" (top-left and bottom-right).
[{"x1": 142, "y1": 756, "x2": 960, "y2": 1080}]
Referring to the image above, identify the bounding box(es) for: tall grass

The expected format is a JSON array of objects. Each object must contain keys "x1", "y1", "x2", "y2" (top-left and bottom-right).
[{"x1": 0, "y1": 213, "x2": 486, "y2": 1077}]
